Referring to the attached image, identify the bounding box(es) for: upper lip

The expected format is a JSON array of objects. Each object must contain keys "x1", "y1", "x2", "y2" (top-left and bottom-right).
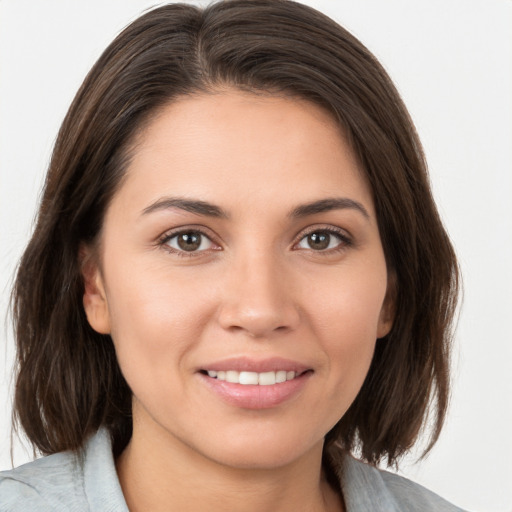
[{"x1": 198, "y1": 356, "x2": 311, "y2": 374}]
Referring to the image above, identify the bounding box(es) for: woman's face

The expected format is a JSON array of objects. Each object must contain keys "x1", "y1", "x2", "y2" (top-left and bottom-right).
[{"x1": 84, "y1": 90, "x2": 393, "y2": 469}]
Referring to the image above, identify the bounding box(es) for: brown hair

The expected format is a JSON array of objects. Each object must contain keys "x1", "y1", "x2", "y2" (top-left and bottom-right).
[{"x1": 12, "y1": 0, "x2": 459, "y2": 466}]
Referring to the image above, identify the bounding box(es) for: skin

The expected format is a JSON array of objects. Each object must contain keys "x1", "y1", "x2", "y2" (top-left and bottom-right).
[{"x1": 83, "y1": 90, "x2": 394, "y2": 512}]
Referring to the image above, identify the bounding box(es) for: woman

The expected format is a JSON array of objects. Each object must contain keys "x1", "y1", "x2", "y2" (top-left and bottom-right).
[{"x1": 0, "y1": 1, "x2": 463, "y2": 510}]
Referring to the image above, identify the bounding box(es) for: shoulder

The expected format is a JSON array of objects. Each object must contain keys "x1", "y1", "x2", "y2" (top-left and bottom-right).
[
  {"x1": 0, "y1": 449, "x2": 86, "y2": 511},
  {"x1": 0, "y1": 429, "x2": 127, "y2": 512},
  {"x1": 341, "y1": 456, "x2": 469, "y2": 512}
]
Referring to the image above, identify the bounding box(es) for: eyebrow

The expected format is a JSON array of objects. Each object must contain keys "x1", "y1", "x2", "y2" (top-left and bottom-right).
[
  {"x1": 289, "y1": 197, "x2": 370, "y2": 220},
  {"x1": 142, "y1": 197, "x2": 229, "y2": 218},
  {"x1": 141, "y1": 196, "x2": 370, "y2": 220}
]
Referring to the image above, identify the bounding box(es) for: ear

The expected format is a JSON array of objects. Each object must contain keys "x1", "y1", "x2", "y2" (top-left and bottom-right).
[
  {"x1": 80, "y1": 245, "x2": 111, "y2": 335},
  {"x1": 377, "y1": 271, "x2": 396, "y2": 339}
]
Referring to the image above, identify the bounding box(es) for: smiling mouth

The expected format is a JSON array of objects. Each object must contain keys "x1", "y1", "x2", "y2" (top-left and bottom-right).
[{"x1": 200, "y1": 369, "x2": 309, "y2": 385}]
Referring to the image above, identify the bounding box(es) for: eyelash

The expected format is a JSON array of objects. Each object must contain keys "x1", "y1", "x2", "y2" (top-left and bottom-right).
[
  {"x1": 158, "y1": 225, "x2": 353, "y2": 257},
  {"x1": 295, "y1": 226, "x2": 353, "y2": 254},
  {"x1": 158, "y1": 226, "x2": 220, "y2": 258}
]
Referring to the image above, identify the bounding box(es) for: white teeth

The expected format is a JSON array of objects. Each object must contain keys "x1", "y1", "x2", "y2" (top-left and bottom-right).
[
  {"x1": 276, "y1": 370, "x2": 287, "y2": 383},
  {"x1": 239, "y1": 371, "x2": 259, "y2": 385},
  {"x1": 226, "y1": 370, "x2": 238, "y2": 383},
  {"x1": 258, "y1": 371, "x2": 276, "y2": 385},
  {"x1": 206, "y1": 370, "x2": 298, "y2": 385}
]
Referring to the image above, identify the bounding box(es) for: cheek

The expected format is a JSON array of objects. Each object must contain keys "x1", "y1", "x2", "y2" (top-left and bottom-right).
[
  {"x1": 103, "y1": 259, "x2": 216, "y2": 387},
  {"x1": 306, "y1": 266, "x2": 386, "y2": 392},
  {"x1": 306, "y1": 258, "x2": 387, "y2": 337}
]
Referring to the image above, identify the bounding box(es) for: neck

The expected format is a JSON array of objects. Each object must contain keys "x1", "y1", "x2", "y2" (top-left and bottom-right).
[{"x1": 116, "y1": 416, "x2": 343, "y2": 512}]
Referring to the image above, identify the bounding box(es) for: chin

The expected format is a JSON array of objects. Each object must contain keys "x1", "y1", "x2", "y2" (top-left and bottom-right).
[{"x1": 195, "y1": 431, "x2": 324, "y2": 471}]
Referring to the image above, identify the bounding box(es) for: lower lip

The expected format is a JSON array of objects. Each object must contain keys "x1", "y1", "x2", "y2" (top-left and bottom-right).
[{"x1": 198, "y1": 372, "x2": 311, "y2": 410}]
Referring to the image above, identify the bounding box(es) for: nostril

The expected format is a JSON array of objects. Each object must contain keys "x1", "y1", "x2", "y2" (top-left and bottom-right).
[{"x1": 217, "y1": 295, "x2": 301, "y2": 338}]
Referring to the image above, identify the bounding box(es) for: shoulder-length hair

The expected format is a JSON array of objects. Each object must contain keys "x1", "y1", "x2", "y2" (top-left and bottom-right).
[{"x1": 12, "y1": 0, "x2": 459, "y2": 466}]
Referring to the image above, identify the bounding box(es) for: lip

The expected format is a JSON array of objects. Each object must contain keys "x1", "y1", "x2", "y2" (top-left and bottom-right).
[
  {"x1": 197, "y1": 357, "x2": 313, "y2": 410},
  {"x1": 198, "y1": 356, "x2": 310, "y2": 374}
]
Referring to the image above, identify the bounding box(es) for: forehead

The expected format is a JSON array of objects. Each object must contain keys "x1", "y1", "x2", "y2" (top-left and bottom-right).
[{"x1": 113, "y1": 90, "x2": 374, "y2": 218}]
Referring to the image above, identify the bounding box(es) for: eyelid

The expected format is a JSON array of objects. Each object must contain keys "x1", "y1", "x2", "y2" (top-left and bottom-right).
[
  {"x1": 156, "y1": 223, "x2": 353, "y2": 256},
  {"x1": 158, "y1": 225, "x2": 222, "y2": 256},
  {"x1": 292, "y1": 224, "x2": 353, "y2": 251}
]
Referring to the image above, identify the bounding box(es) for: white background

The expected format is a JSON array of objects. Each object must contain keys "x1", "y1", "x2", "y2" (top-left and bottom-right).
[{"x1": 1, "y1": 1, "x2": 511, "y2": 511}]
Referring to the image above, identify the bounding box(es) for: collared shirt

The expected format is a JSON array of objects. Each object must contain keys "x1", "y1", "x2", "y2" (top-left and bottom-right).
[{"x1": 0, "y1": 429, "x2": 467, "y2": 511}]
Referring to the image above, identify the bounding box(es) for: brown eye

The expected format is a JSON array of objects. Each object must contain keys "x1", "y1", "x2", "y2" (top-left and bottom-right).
[
  {"x1": 307, "y1": 232, "x2": 330, "y2": 250},
  {"x1": 166, "y1": 231, "x2": 213, "y2": 252},
  {"x1": 297, "y1": 230, "x2": 346, "y2": 251}
]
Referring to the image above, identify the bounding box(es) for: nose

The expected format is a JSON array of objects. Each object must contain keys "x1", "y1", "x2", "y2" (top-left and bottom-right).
[{"x1": 217, "y1": 252, "x2": 301, "y2": 338}]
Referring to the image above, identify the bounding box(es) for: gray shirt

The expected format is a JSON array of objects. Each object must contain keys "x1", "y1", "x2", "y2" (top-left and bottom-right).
[{"x1": 0, "y1": 429, "x2": 467, "y2": 511}]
